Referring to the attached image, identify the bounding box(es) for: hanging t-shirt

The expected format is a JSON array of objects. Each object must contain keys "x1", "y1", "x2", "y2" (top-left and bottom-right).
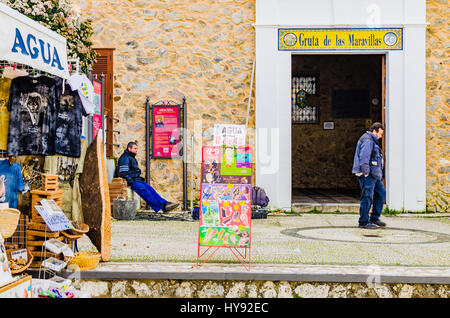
[
  {"x1": 54, "y1": 77, "x2": 87, "y2": 158},
  {"x1": 0, "y1": 159, "x2": 24, "y2": 209},
  {"x1": 0, "y1": 78, "x2": 12, "y2": 151},
  {"x1": 67, "y1": 73, "x2": 95, "y2": 115},
  {"x1": 44, "y1": 138, "x2": 88, "y2": 219},
  {"x1": 7, "y1": 76, "x2": 58, "y2": 156}
]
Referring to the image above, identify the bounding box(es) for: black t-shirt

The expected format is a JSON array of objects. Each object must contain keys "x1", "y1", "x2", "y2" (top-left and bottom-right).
[
  {"x1": 7, "y1": 76, "x2": 57, "y2": 156},
  {"x1": 54, "y1": 77, "x2": 87, "y2": 158}
]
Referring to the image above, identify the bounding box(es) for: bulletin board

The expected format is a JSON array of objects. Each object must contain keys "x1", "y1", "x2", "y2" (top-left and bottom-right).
[
  {"x1": 92, "y1": 79, "x2": 103, "y2": 139},
  {"x1": 197, "y1": 145, "x2": 252, "y2": 271},
  {"x1": 151, "y1": 105, "x2": 181, "y2": 159}
]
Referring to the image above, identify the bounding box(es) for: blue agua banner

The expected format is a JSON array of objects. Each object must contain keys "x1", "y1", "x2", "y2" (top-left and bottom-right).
[{"x1": 0, "y1": 3, "x2": 69, "y2": 78}]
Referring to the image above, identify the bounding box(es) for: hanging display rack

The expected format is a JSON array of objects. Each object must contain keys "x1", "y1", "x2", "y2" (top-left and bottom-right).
[
  {"x1": 0, "y1": 58, "x2": 81, "y2": 251},
  {"x1": 0, "y1": 58, "x2": 80, "y2": 78}
]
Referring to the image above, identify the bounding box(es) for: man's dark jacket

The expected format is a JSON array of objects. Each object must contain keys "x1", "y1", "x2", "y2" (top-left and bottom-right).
[{"x1": 117, "y1": 149, "x2": 145, "y2": 186}]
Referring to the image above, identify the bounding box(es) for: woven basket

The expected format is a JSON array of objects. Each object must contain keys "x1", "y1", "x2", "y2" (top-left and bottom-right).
[
  {"x1": 69, "y1": 222, "x2": 90, "y2": 235},
  {"x1": 0, "y1": 208, "x2": 20, "y2": 239},
  {"x1": 67, "y1": 251, "x2": 101, "y2": 271},
  {"x1": 6, "y1": 248, "x2": 33, "y2": 275}
]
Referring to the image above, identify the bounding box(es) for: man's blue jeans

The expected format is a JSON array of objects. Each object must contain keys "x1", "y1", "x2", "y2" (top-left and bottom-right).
[
  {"x1": 358, "y1": 175, "x2": 386, "y2": 226},
  {"x1": 131, "y1": 181, "x2": 167, "y2": 213}
]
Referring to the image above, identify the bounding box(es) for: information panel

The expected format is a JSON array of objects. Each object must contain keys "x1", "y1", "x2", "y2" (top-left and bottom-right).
[
  {"x1": 152, "y1": 105, "x2": 180, "y2": 158},
  {"x1": 199, "y1": 145, "x2": 252, "y2": 248}
]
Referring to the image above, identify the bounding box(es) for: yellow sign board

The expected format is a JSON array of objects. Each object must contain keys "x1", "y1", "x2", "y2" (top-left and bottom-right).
[{"x1": 279, "y1": 28, "x2": 403, "y2": 51}]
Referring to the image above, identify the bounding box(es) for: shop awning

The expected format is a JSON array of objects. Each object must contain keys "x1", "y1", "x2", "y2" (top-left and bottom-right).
[{"x1": 0, "y1": 3, "x2": 70, "y2": 79}]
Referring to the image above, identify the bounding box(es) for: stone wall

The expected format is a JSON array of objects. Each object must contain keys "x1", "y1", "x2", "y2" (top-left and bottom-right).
[
  {"x1": 75, "y1": 0, "x2": 448, "y2": 211},
  {"x1": 77, "y1": 279, "x2": 449, "y2": 298},
  {"x1": 75, "y1": 0, "x2": 256, "y2": 204},
  {"x1": 425, "y1": 0, "x2": 449, "y2": 212},
  {"x1": 291, "y1": 55, "x2": 382, "y2": 190}
]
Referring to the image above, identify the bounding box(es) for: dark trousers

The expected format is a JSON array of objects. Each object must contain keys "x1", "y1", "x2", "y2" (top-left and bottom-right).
[
  {"x1": 131, "y1": 181, "x2": 167, "y2": 213},
  {"x1": 358, "y1": 175, "x2": 386, "y2": 225}
]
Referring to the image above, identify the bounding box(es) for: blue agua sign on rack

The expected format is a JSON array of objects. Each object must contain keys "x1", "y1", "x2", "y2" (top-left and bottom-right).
[{"x1": 0, "y1": 3, "x2": 69, "y2": 79}]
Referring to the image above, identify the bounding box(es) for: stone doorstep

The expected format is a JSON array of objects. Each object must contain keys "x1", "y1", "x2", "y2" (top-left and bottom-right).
[
  {"x1": 26, "y1": 263, "x2": 450, "y2": 285},
  {"x1": 291, "y1": 204, "x2": 360, "y2": 213}
]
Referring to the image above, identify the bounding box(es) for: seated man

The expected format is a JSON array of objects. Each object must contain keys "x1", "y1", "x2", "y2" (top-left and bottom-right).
[{"x1": 117, "y1": 141, "x2": 179, "y2": 213}]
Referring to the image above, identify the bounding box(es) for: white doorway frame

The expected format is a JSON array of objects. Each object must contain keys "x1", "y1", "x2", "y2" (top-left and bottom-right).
[
  {"x1": 289, "y1": 52, "x2": 387, "y2": 205},
  {"x1": 254, "y1": 0, "x2": 427, "y2": 211}
]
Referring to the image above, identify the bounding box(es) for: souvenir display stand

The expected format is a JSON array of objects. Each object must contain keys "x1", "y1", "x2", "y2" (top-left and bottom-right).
[
  {"x1": 0, "y1": 216, "x2": 32, "y2": 298},
  {"x1": 27, "y1": 175, "x2": 66, "y2": 269},
  {"x1": 0, "y1": 3, "x2": 99, "y2": 298},
  {"x1": 197, "y1": 145, "x2": 253, "y2": 271}
]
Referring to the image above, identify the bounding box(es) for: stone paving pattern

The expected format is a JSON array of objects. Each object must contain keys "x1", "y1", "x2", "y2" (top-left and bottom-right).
[
  {"x1": 78, "y1": 214, "x2": 450, "y2": 267},
  {"x1": 71, "y1": 213, "x2": 450, "y2": 297}
]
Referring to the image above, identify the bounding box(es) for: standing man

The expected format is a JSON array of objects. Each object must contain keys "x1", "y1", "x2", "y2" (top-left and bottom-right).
[
  {"x1": 352, "y1": 123, "x2": 387, "y2": 229},
  {"x1": 117, "y1": 142, "x2": 179, "y2": 213}
]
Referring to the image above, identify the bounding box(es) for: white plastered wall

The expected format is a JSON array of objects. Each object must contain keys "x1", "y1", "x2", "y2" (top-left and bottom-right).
[{"x1": 255, "y1": 0, "x2": 426, "y2": 211}]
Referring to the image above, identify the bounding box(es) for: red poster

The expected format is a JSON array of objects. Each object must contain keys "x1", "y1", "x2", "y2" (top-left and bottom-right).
[
  {"x1": 93, "y1": 114, "x2": 101, "y2": 139},
  {"x1": 152, "y1": 106, "x2": 180, "y2": 158},
  {"x1": 92, "y1": 80, "x2": 102, "y2": 139}
]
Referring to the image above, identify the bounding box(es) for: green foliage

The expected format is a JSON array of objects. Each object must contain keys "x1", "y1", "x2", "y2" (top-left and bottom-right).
[
  {"x1": 307, "y1": 207, "x2": 323, "y2": 214},
  {"x1": 382, "y1": 207, "x2": 430, "y2": 215},
  {"x1": 3, "y1": 0, "x2": 97, "y2": 73}
]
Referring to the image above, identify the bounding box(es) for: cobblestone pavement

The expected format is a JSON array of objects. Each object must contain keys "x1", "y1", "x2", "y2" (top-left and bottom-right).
[{"x1": 77, "y1": 213, "x2": 450, "y2": 268}]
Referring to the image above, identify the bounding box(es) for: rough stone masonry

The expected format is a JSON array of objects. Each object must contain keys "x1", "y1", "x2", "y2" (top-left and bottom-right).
[
  {"x1": 75, "y1": 0, "x2": 449, "y2": 212},
  {"x1": 75, "y1": 279, "x2": 449, "y2": 298}
]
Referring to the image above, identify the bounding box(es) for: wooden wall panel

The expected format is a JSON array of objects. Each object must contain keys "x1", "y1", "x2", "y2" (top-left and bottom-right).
[{"x1": 92, "y1": 48, "x2": 115, "y2": 157}]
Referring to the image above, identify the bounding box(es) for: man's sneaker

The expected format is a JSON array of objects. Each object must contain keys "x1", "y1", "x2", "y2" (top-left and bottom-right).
[
  {"x1": 371, "y1": 219, "x2": 386, "y2": 227},
  {"x1": 358, "y1": 223, "x2": 378, "y2": 229},
  {"x1": 162, "y1": 202, "x2": 179, "y2": 213}
]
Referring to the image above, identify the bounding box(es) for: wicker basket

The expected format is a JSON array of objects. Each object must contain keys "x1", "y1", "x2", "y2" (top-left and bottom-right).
[
  {"x1": 6, "y1": 248, "x2": 33, "y2": 275},
  {"x1": 0, "y1": 208, "x2": 20, "y2": 239},
  {"x1": 67, "y1": 251, "x2": 101, "y2": 271},
  {"x1": 69, "y1": 222, "x2": 90, "y2": 235}
]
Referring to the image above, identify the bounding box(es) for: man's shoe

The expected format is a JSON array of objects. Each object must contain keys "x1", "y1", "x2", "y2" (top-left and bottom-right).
[
  {"x1": 371, "y1": 219, "x2": 386, "y2": 227},
  {"x1": 162, "y1": 202, "x2": 179, "y2": 213},
  {"x1": 358, "y1": 223, "x2": 378, "y2": 229}
]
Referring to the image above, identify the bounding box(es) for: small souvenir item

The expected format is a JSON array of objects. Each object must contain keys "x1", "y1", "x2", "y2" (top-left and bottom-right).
[
  {"x1": 43, "y1": 239, "x2": 67, "y2": 254},
  {"x1": 10, "y1": 249, "x2": 27, "y2": 262},
  {"x1": 36, "y1": 199, "x2": 74, "y2": 231},
  {"x1": 42, "y1": 257, "x2": 67, "y2": 272}
]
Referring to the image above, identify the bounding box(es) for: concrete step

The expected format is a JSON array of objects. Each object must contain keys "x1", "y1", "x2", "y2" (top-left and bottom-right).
[
  {"x1": 291, "y1": 204, "x2": 391, "y2": 213},
  {"x1": 292, "y1": 203, "x2": 360, "y2": 213}
]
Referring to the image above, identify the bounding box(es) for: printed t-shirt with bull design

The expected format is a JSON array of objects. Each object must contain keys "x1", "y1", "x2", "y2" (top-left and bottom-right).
[{"x1": 7, "y1": 76, "x2": 58, "y2": 156}]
